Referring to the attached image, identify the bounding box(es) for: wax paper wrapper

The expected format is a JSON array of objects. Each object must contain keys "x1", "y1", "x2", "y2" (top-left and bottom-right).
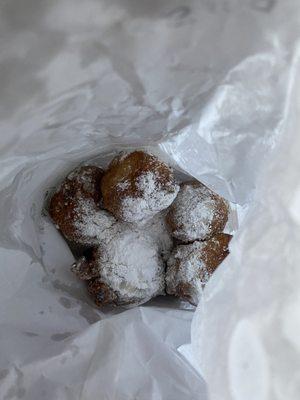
[{"x1": 0, "y1": 1, "x2": 299, "y2": 399}]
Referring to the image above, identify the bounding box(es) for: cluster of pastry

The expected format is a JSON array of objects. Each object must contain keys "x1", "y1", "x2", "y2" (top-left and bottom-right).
[{"x1": 49, "y1": 151, "x2": 231, "y2": 307}]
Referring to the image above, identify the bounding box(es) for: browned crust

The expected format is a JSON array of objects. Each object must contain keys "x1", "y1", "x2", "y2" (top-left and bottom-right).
[
  {"x1": 166, "y1": 233, "x2": 232, "y2": 305},
  {"x1": 49, "y1": 165, "x2": 104, "y2": 242},
  {"x1": 197, "y1": 233, "x2": 232, "y2": 280},
  {"x1": 87, "y1": 278, "x2": 119, "y2": 306},
  {"x1": 166, "y1": 180, "x2": 229, "y2": 242},
  {"x1": 100, "y1": 151, "x2": 177, "y2": 221}
]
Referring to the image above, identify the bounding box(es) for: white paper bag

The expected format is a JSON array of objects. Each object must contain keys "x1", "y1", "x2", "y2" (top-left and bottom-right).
[{"x1": 0, "y1": 1, "x2": 299, "y2": 399}]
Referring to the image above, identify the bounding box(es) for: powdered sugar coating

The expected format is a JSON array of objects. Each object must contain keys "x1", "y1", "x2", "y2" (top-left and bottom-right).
[
  {"x1": 136, "y1": 211, "x2": 173, "y2": 261},
  {"x1": 167, "y1": 182, "x2": 229, "y2": 242},
  {"x1": 120, "y1": 171, "x2": 179, "y2": 222},
  {"x1": 49, "y1": 165, "x2": 105, "y2": 245},
  {"x1": 166, "y1": 242, "x2": 205, "y2": 305},
  {"x1": 166, "y1": 233, "x2": 232, "y2": 305},
  {"x1": 72, "y1": 199, "x2": 118, "y2": 245},
  {"x1": 90, "y1": 226, "x2": 165, "y2": 305},
  {"x1": 117, "y1": 180, "x2": 130, "y2": 191},
  {"x1": 101, "y1": 151, "x2": 179, "y2": 223},
  {"x1": 67, "y1": 167, "x2": 100, "y2": 195}
]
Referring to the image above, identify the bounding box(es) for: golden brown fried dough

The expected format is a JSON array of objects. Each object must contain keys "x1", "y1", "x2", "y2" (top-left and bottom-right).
[
  {"x1": 166, "y1": 181, "x2": 229, "y2": 242},
  {"x1": 71, "y1": 225, "x2": 165, "y2": 307},
  {"x1": 87, "y1": 278, "x2": 119, "y2": 307},
  {"x1": 49, "y1": 166, "x2": 112, "y2": 245},
  {"x1": 101, "y1": 151, "x2": 179, "y2": 222},
  {"x1": 166, "y1": 233, "x2": 232, "y2": 305}
]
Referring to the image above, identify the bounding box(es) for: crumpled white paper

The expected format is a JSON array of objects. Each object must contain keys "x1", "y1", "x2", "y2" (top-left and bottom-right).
[
  {"x1": 191, "y1": 55, "x2": 300, "y2": 400},
  {"x1": 0, "y1": 1, "x2": 299, "y2": 399}
]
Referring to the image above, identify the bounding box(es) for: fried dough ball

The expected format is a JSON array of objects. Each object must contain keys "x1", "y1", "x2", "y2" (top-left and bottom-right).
[
  {"x1": 87, "y1": 279, "x2": 119, "y2": 307},
  {"x1": 166, "y1": 181, "x2": 229, "y2": 242},
  {"x1": 166, "y1": 233, "x2": 232, "y2": 305},
  {"x1": 101, "y1": 151, "x2": 179, "y2": 223},
  {"x1": 49, "y1": 166, "x2": 116, "y2": 245},
  {"x1": 71, "y1": 226, "x2": 165, "y2": 307}
]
